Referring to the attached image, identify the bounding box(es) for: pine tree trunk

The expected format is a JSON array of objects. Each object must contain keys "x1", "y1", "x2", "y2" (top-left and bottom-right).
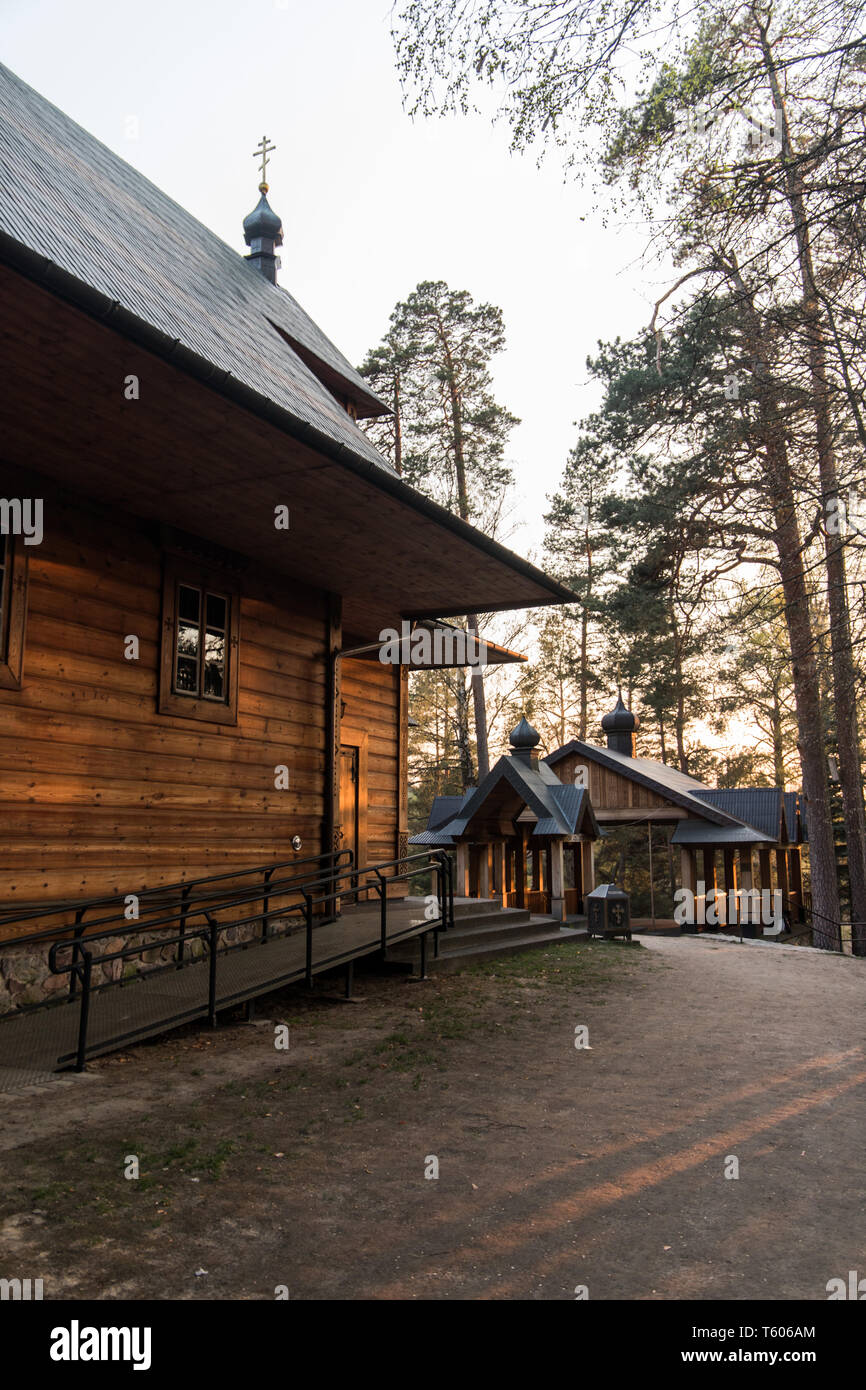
[
  {"x1": 761, "y1": 25, "x2": 866, "y2": 950},
  {"x1": 579, "y1": 605, "x2": 589, "y2": 741},
  {"x1": 771, "y1": 683, "x2": 785, "y2": 787},
  {"x1": 467, "y1": 612, "x2": 489, "y2": 780},
  {"x1": 579, "y1": 513, "x2": 593, "y2": 740},
  {"x1": 765, "y1": 433, "x2": 842, "y2": 948},
  {"x1": 726, "y1": 259, "x2": 842, "y2": 946},
  {"x1": 393, "y1": 367, "x2": 403, "y2": 476},
  {"x1": 440, "y1": 322, "x2": 490, "y2": 780},
  {"x1": 453, "y1": 675, "x2": 475, "y2": 791},
  {"x1": 670, "y1": 607, "x2": 688, "y2": 773}
]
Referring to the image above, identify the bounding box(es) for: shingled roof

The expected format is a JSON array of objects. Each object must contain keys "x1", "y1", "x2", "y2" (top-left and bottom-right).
[
  {"x1": 693, "y1": 788, "x2": 786, "y2": 842},
  {"x1": 545, "y1": 738, "x2": 801, "y2": 846},
  {"x1": 543, "y1": 740, "x2": 742, "y2": 827},
  {"x1": 411, "y1": 754, "x2": 599, "y2": 847},
  {"x1": 0, "y1": 62, "x2": 392, "y2": 472}
]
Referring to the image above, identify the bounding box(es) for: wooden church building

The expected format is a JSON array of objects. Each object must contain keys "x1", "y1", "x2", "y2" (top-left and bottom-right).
[
  {"x1": 411, "y1": 716, "x2": 600, "y2": 921},
  {"x1": 0, "y1": 62, "x2": 573, "y2": 1012},
  {"x1": 415, "y1": 695, "x2": 807, "y2": 931},
  {"x1": 546, "y1": 696, "x2": 807, "y2": 929}
]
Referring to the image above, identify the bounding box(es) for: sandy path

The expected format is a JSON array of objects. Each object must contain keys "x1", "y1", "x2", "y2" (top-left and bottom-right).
[{"x1": 1, "y1": 935, "x2": 864, "y2": 1300}]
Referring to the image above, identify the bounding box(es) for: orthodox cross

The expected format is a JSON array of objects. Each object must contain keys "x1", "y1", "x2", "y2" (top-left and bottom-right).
[{"x1": 253, "y1": 135, "x2": 276, "y2": 189}]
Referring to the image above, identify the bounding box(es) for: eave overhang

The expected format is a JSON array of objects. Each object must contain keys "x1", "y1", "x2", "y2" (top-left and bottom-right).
[{"x1": 0, "y1": 250, "x2": 576, "y2": 641}]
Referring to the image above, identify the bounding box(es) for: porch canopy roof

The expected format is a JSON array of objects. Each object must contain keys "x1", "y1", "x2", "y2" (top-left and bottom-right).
[
  {"x1": 339, "y1": 620, "x2": 528, "y2": 668},
  {"x1": 411, "y1": 755, "x2": 600, "y2": 847},
  {"x1": 0, "y1": 62, "x2": 575, "y2": 641},
  {"x1": 671, "y1": 820, "x2": 768, "y2": 847},
  {"x1": 546, "y1": 741, "x2": 795, "y2": 848}
]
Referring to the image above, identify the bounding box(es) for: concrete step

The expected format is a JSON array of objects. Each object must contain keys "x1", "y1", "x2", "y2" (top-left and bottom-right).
[
  {"x1": 441, "y1": 921, "x2": 545, "y2": 950},
  {"x1": 445, "y1": 908, "x2": 533, "y2": 938},
  {"x1": 451, "y1": 897, "x2": 505, "y2": 919},
  {"x1": 403, "y1": 896, "x2": 504, "y2": 920},
  {"x1": 431, "y1": 925, "x2": 586, "y2": 971}
]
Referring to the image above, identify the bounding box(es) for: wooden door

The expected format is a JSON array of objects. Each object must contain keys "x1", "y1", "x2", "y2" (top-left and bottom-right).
[{"x1": 339, "y1": 745, "x2": 359, "y2": 867}]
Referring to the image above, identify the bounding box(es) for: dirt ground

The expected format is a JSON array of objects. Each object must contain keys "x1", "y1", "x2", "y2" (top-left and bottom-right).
[{"x1": 1, "y1": 933, "x2": 865, "y2": 1301}]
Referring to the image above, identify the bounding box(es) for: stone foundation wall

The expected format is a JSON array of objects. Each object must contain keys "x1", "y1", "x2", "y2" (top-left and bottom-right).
[{"x1": 0, "y1": 920, "x2": 268, "y2": 1015}]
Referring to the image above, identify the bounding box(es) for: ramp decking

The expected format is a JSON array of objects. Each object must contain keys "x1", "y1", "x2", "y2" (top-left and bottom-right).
[{"x1": 0, "y1": 898, "x2": 438, "y2": 1092}]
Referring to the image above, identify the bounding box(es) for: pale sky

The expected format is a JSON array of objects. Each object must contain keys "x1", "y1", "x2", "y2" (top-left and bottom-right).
[{"x1": 4, "y1": 0, "x2": 662, "y2": 561}]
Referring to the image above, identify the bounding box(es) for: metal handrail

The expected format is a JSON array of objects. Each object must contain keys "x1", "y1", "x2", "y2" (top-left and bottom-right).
[
  {"x1": 800, "y1": 907, "x2": 866, "y2": 956},
  {"x1": 0, "y1": 847, "x2": 355, "y2": 948},
  {"x1": 18, "y1": 847, "x2": 454, "y2": 1072},
  {"x1": 44, "y1": 851, "x2": 452, "y2": 963},
  {"x1": 0, "y1": 845, "x2": 354, "y2": 934}
]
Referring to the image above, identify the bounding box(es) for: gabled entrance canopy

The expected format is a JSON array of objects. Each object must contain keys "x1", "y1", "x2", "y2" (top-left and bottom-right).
[
  {"x1": 546, "y1": 696, "x2": 808, "y2": 930},
  {"x1": 413, "y1": 718, "x2": 600, "y2": 921}
]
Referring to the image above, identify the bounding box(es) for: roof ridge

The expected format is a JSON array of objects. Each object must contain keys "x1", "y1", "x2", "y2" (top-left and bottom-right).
[{"x1": 0, "y1": 61, "x2": 389, "y2": 423}]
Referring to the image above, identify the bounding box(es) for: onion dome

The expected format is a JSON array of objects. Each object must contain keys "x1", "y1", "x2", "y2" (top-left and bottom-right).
[
  {"x1": 601, "y1": 690, "x2": 638, "y2": 756},
  {"x1": 243, "y1": 187, "x2": 283, "y2": 284}
]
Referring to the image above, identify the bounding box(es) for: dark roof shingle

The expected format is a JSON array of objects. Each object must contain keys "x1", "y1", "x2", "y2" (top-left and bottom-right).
[
  {"x1": 694, "y1": 788, "x2": 784, "y2": 841},
  {"x1": 0, "y1": 63, "x2": 393, "y2": 475}
]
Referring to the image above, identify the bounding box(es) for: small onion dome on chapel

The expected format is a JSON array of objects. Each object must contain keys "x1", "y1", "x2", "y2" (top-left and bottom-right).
[
  {"x1": 601, "y1": 691, "x2": 637, "y2": 735},
  {"x1": 601, "y1": 689, "x2": 638, "y2": 755},
  {"x1": 509, "y1": 716, "x2": 541, "y2": 751}
]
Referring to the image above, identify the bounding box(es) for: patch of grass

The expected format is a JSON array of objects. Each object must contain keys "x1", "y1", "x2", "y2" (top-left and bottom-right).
[{"x1": 196, "y1": 1138, "x2": 235, "y2": 1178}]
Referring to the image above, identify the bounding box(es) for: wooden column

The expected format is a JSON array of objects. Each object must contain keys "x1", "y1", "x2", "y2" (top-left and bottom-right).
[
  {"x1": 723, "y1": 848, "x2": 738, "y2": 927},
  {"x1": 581, "y1": 839, "x2": 595, "y2": 896},
  {"x1": 738, "y1": 847, "x2": 756, "y2": 933},
  {"x1": 788, "y1": 846, "x2": 804, "y2": 920},
  {"x1": 775, "y1": 845, "x2": 790, "y2": 916},
  {"x1": 479, "y1": 844, "x2": 491, "y2": 899},
  {"x1": 396, "y1": 665, "x2": 409, "y2": 862},
  {"x1": 324, "y1": 593, "x2": 342, "y2": 867},
  {"x1": 455, "y1": 842, "x2": 470, "y2": 898},
  {"x1": 532, "y1": 848, "x2": 542, "y2": 894},
  {"x1": 516, "y1": 830, "x2": 527, "y2": 909},
  {"x1": 324, "y1": 593, "x2": 342, "y2": 914},
  {"x1": 702, "y1": 848, "x2": 717, "y2": 929},
  {"x1": 573, "y1": 844, "x2": 584, "y2": 911},
  {"x1": 680, "y1": 847, "x2": 697, "y2": 927},
  {"x1": 494, "y1": 841, "x2": 507, "y2": 906},
  {"x1": 549, "y1": 840, "x2": 565, "y2": 923}
]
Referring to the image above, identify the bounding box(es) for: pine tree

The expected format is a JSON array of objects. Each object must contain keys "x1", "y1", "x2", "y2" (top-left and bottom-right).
[{"x1": 360, "y1": 280, "x2": 518, "y2": 786}]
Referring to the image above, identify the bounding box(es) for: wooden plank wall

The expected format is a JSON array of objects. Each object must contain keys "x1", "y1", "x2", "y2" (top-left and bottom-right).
[
  {"x1": 0, "y1": 482, "x2": 331, "y2": 915},
  {"x1": 340, "y1": 656, "x2": 401, "y2": 867},
  {"x1": 556, "y1": 753, "x2": 669, "y2": 811}
]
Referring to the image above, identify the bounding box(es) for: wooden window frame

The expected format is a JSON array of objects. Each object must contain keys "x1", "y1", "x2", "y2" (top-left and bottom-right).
[
  {"x1": 159, "y1": 554, "x2": 240, "y2": 724},
  {"x1": 0, "y1": 533, "x2": 28, "y2": 691}
]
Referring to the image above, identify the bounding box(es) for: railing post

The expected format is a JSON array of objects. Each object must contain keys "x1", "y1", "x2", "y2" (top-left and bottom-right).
[
  {"x1": 262, "y1": 867, "x2": 274, "y2": 942},
  {"x1": 75, "y1": 950, "x2": 93, "y2": 1072},
  {"x1": 304, "y1": 893, "x2": 314, "y2": 988},
  {"x1": 376, "y1": 871, "x2": 387, "y2": 953},
  {"x1": 68, "y1": 907, "x2": 86, "y2": 1000},
  {"x1": 206, "y1": 914, "x2": 219, "y2": 1027},
  {"x1": 178, "y1": 884, "x2": 190, "y2": 967}
]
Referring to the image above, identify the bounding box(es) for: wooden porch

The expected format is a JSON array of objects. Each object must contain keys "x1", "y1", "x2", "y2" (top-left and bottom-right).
[
  {"x1": 458, "y1": 838, "x2": 595, "y2": 920},
  {"x1": 0, "y1": 896, "x2": 447, "y2": 1093}
]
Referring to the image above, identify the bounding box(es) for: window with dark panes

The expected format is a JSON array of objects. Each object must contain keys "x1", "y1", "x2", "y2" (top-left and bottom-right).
[
  {"x1": 173, "y1": 583, "x2": 230, "y2": 700},
  {"x1": 159, "y1": 556, "x2": 239, "y2": 723}
]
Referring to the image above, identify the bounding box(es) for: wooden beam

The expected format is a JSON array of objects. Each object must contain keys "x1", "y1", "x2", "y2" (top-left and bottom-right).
[{"x1": 549, "y1": 840, "x2": 565, "y2": 923}]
